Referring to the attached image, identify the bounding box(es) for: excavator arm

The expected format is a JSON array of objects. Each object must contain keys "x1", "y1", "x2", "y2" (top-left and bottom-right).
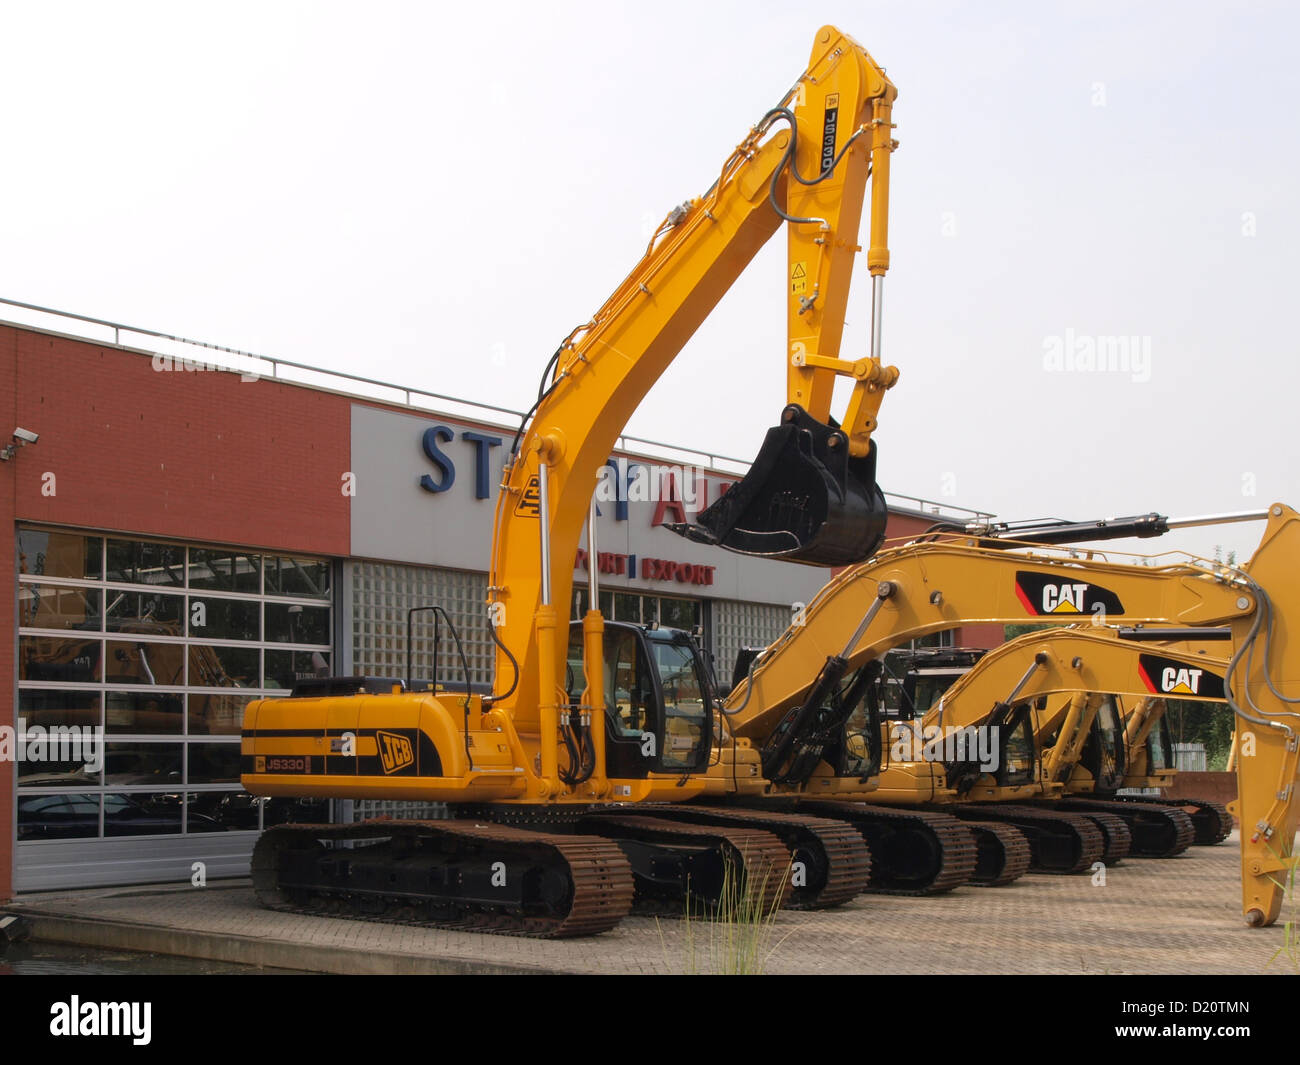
[{"x1": 487, "y1": 27, "x2": 900, "y2": 793}]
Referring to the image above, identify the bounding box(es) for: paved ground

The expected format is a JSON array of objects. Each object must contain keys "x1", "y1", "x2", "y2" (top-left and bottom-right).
[{"x1": 9, "y1": 831, "x2": 1297, "y2": 975}]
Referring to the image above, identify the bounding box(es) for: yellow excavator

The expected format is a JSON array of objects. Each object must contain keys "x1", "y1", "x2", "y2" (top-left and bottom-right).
[
  {"x1": 243, "y1": 25, "x2": 901, "y2": 934},
  {"x1": 241, "y1": 24, "x2": 1300, "y2": 935},
  {"x1": 712, "y1": 513, "x2": 1300, "y2": 923}
]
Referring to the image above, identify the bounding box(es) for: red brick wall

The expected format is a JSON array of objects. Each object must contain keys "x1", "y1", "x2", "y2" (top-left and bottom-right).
[{"x1": 7, "y1": 326, "x2": 352, "y2": 554}]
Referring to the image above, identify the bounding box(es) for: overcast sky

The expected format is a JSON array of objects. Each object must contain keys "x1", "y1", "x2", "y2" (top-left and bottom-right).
[{"x1": 2, "y1": 1, "x2": 1294, "y2": 563}]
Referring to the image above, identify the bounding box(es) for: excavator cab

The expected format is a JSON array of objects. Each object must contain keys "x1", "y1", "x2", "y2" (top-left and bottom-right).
[
  {"x1": 666, "y1": 405, "x2": 889, "y2": 567},
  {"x1": 1078, "y1": 696, "x2": 1128, "y2": 792},
  {"x1": 565, "y1": 621, "x2": 713, "y2": 779}
]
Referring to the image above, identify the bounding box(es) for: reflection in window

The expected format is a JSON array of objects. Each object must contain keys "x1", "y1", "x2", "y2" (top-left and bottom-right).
[
  {"x1": 103, "y1": 793, "x2": 182, "y2": 836},
  {"x1": 18, "y1": 584, "x2": 101, "y2": 631},
  {"x1": 106, "y1": 539, "x2": 185, "y2": 587},
  {"x1": 105, "y1": 641, "x2": 185, "y2": 685},
  {"x1": 105, "y1": 691, "x2": 185, "y2": 734},
  {"x1": 17, "y1": 794, "x2": 101, "y2": 840},
  {"x1": 20, "y1": 635, "x2": 102, "y2": 683},
  {"x1": 18, "y1": 689, "x2": 101, "y2": 730},
  {"x1": 265, "y1": 602, "x2": 330, "y2": 645},
  {"x1": 17, "y1": 530, "x2": 102, "y2": 581},
  {"x1": 187, "y1": 692, "x2": 257, "y2": 735},
  {"x1": 190, "y1": 548, "x2": 261, "y2": 593},
  {"x1": 266, "y1": 557, "x2": 330, "y2": 598},
  {"x1": 188, "y1": 597, "x2": 259, "y2": 641},
  {"x1": 104, "y1": 743, "x2": 183, "y2": 786},
  {"x1": 188, "y1": 644, "x2": 259, "y2": 688},
  {"x1": 104, "y1": 589, "x2": 184, "y2": 633},
  {"x1": 264, "y1": 649, "x2": 330, "y2": 689},
  {"x1": 188, "y1": 743, "x2": 241, "y2": 784}
]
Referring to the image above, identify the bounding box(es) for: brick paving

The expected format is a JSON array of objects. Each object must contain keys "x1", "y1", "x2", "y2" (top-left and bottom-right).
[{"x1": 10, "y1": 831, "x2": 1297, "y2": 975}]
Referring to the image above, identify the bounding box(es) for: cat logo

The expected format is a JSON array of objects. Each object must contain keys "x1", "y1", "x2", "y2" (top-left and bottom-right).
[
  {"x1": 1041, "y1": 582, "x2": 1089, "y2": 613},
  {"x1": 1161, "y1": 667, "x2": 1204, "y2": 695},
  {"x1": 1137, "y1": 654, "x2": 1226, "y2": 700},
  {"x1": 377, "y1": 730, "x2": 415, "y2": 774},
  {"x1": 1014, "y1": 572, "x2": 1125, "y2": 616}
]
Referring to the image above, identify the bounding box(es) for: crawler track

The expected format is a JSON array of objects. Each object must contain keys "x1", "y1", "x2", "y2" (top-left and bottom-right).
[
  {"x1": 1106, "y1": 795, "x2": 1233, "y2": 846},
  {"x1": 639, "y1": 804, "x2": 872, "y2": 909},
  {"x1": 781, "y1": 802, "x2": 979, "y2": 895},
  {"x1": 959, "y1": 820, "x2": 1033, "y2": 886},
  {"x1": 949, "y1": 805, "x2": 1105, "y2": 874},
  {"x1": 1053, "y1": 797, "x2": 1196, "y2": 858},
  {"x1": 576, "y1": 813, "x2": 793, "y2": 917},
  {"x1": 1071, "y1": 809, "x2": 1132, "y2": 865},
  {"x1": 251, "y1": 818, "x2": 634, "y2": 938}
]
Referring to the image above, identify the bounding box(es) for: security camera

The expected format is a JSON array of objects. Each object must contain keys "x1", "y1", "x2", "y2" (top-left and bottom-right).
[{"x1": 12, "y1": 428, "x2": 38, "y2": 445}]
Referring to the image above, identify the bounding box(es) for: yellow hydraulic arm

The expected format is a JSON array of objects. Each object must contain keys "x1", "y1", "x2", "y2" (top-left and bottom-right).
[{"x1": 486, "y1": 27, "x2": 899, "y2": 798}]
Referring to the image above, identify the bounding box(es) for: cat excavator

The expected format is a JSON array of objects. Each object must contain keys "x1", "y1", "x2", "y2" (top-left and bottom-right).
[
  {"x1": 713, "y1": 509, "x2": 1300, "y2": 924},
  {"x1": 241, "y1": 25, "x2": 901, "y2": 935}
]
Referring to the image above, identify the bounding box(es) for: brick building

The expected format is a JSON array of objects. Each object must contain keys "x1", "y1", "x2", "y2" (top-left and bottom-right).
[{"x1": 0, "y1": 300, "x2": 998, "y2": 898}]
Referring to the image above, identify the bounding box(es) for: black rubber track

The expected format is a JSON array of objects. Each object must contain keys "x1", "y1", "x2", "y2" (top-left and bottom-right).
[
  {"x1": 948, "y1": 805, "x2": 1105, "y2": 875},
  {"x1": 251, "y1": 818, "x2": 634, "y2": 938},
  {"x1": 780, "y1": 801, "x2": 978, "y2": 895},
  {"x1": 633, "y1": 804, "x2": 872, "y2": 910},
  {"x1": 959, "y1": 820, "x2": 1033, "y2": 886},
  {"x1": 1053, "y1": 797, "x2": 1196, "y2": 858}
]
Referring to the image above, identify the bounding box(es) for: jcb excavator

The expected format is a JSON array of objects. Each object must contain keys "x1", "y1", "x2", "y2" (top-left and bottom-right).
[{"x1": 242, "y1": 25, "x2": 901, "y2": 935}]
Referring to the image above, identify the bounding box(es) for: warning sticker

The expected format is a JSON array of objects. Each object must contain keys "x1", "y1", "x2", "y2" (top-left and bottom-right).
[
  {"x1": 514, "y1": 475, "x2": 542, "y2": 517},
  {"x1": 791, "y1": 261, "x2": 808, "y2": 296}
]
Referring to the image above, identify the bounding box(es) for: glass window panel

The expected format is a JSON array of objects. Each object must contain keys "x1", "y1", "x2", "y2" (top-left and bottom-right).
[
  {"x1": 18, "y1": 689, "x2": 102, "y2": 731},
  {"x1": 104, "y1": 589, "x2": 184, "y2": 633},
  {"x1": 614, "y1": 592, "x2": 640, "y2": 623},
  {"x1": 188, "y1": 743, "x2": 241, "y2": 784},
  {"x1": 266, "y1": 556, "x2": 330, "y2": 598},
  {"x1": 105, "y1": 640, "x2": 185, "y2": 685},
  {"x1": 658, "y1": 597, "x2": 699, "y2": 632},
  {"x1": 105, "y1": 538, "x2": 186, "y2": 588},
  {"x1": 185, "y1": 792, "x2": 241, "y2": 833},
  {"x1": 17, "y1": 528, "x2": 102, "y2": 581},
  {"x1": 188, "y1": 596, "x2": 259, "y2": 641},
  {"x1": 17, "y1": 793, "x2": 101, "y2": 840},
  {"x1": 18, "y1": 584, "x2": 101, "y2": 632},
  {"x1": 188, "y1": 692, "x2": 259, "y2": 736},
  {"x1": 20, "y1": 635, "x2": 102, "y2": 683},
  {"x1": 189, "y1": 548, "x2": 261, "y2": 593},
  {"x1": 16, "y1": 713, "x2": 103, "y2": 788},
  {"x1": 265, "y1": 602, "x2": 330, "y2": 645},
  {"x1": 264, "y1": 649, "x2": 331, "y2": 690},
  {"x1": 105, "y1": 690, "x2": 185, "y2": 735},
  {"x1": 103, "y1": 792, "x2": 183, "y2": 836},
  {"x1": 189, "y1": 644, "x2": 260, "y2": 688},
  {"x1": 103, "y1": 743, "x2": 183, "y2": 787}
]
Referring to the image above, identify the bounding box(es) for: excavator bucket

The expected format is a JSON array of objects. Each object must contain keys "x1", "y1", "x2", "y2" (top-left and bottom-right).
[{"x1": 665, "y1": 405, "x2": 888, "y2": 567}]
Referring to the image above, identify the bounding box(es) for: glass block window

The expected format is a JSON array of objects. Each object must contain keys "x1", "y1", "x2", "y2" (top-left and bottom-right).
[{"x1": 351, "y1": 562, "x2": 491, "y2": 688}]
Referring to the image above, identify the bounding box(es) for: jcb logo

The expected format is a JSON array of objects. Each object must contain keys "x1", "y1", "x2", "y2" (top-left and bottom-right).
[
  {"x1": 377, "y1": 730, "x2": 415, "y2": 774},
  {"x1": 1161, "y1": 667, "x2": 1203, "y2": 695},
  {"x1": 1042, "y1": 583, "x2": 1089, "y2": 613}
]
